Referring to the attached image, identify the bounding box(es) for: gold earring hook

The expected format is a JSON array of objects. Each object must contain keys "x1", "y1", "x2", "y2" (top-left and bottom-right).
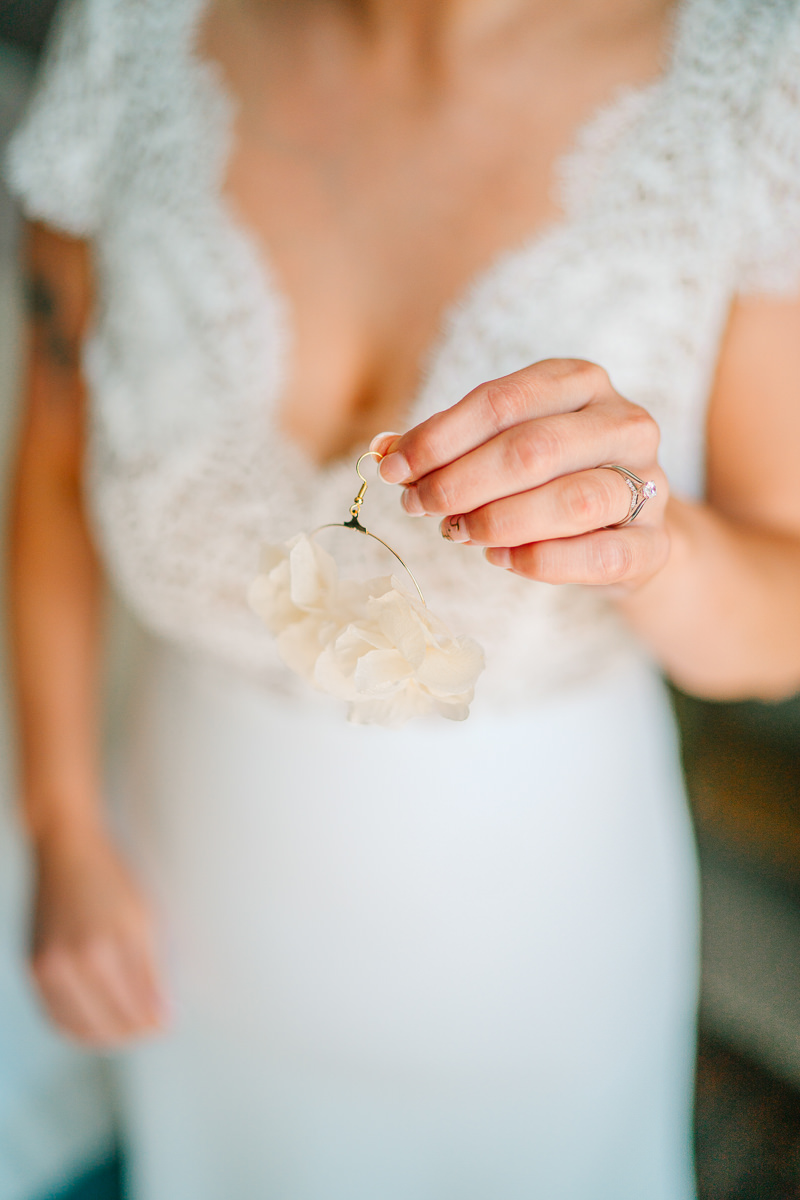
[
  {"x1": 348, "y1": 449, "x2": 383, "y2": 524},
  {"x1": 356, "y1": 449, "x2": 381, "y2": 484},
  {"x1": 311, "y1": 449, "x2": 426, "y2": 606}
]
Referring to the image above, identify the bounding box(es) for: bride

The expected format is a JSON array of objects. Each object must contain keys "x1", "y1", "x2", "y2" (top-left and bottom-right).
[{"x1": 6, "y1": 0, "x2": 800, "y2": 1195}]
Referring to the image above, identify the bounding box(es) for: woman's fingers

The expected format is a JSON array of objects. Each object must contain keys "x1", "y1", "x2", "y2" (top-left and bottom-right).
[
  {"x1": 375, "y1": 356, "x2": 668, "y2": 592},
  {"x1": 84, "y1": 936, "x2": 164, "y2": 1034},
  {"x1": 378, "y1": 359, "x2": 614, "y2": 485},
  {"x1": 128, "y1": 930, "x2": 168, "y2": 1028},
  {"x1": 32, "y1": 906, "x2": 166, "y2": 1046},
  {"x1": 439, "y1": 467, "x2": 664, "y2": 546},
  {"x1": 485, "y1": 525, "x2": 671, "y2": 587},
  {"x1": 34, "y1": 936, "x2": 164, "y2": 1045},
  {"x1": 400, "y1": 402, "x2": 655, "y2": 517},
  {"x1": 31, "y1": 826, "x2": 168, "y2": 1047},
  {"x1": 33, "y1": 945, "x2": 123, "y2": 1044},
  {"x1": 33, "y1": 951, "x2": 99, "y2": 1043}
]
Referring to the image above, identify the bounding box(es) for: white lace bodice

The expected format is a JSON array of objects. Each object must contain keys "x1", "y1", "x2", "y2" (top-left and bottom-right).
[{"x1": 6, "y1": 0, "x2": 800, "y2": 711}]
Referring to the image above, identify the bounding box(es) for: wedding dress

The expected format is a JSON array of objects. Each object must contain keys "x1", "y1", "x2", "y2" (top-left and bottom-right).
[{"x1": 6, "y1": 0, "x2": 800, "y2": 1195}]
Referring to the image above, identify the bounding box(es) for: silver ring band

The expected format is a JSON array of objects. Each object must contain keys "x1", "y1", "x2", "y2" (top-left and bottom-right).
[{"x1": 599, "y1": 465, "x2": 657, "y2": 528}]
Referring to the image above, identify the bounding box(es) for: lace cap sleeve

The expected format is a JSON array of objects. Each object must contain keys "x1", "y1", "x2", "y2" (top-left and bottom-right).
[
  {"x1": 4, "y1": 0, "x2": 122, "y2": 238},
  {"x1": 736, "y1": 4, "x2": 800, "y2": 297}
]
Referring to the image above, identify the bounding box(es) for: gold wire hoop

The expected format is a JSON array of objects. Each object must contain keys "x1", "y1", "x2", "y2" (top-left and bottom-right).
[{"x1": 311, "y1": 450, "x2": 426, "y2": 606}]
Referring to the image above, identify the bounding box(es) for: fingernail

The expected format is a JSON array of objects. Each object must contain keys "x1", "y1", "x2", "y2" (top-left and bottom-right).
[
  {"x1": 379, "y1": 451, "x2": 412, "y2": 485},
  {"x1": 402, "y1": 486, "x2": 427, "y2": 516},
  {"x1": 441, "y1": 516, "x2": 470, "y2": 543},
  {"x1": 485, "y1": 546, "x2": 511, "y2": 568},
  {"x1": 369, "y1": 431, "x2": 401, "y2": 457}
]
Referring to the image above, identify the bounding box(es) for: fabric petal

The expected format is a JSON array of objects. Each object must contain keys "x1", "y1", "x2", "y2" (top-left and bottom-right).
[
  {"x1": 433, "y1": 697, "x2": 472, "y2": 722},
  {"x1": 249, "y1": 533, "x2": 485, "y2": 726},
  {"x1": 347, "y1": 683, "x2": 433, "y2": 728},
  {"x1": 353, "y1": 648, "x2": 414, "y2": 696},
  {"x1": 288, "y1": 535, "x2": 337, "y2": 610},
  {"x1": 277, "y1": 616, "x2": 331, "y2": 681},
  {"x1": 369, "y1": 590, "x2": 428, "y2": 668},
  {"x1": 314, "y1": 633, "x2": 374, "y2": 700},
  {"x1": 416, "y1": 638, "x2": 485, "y2": 696},
  {"x1": 247, "y1": 558, "x2": 298, "y2": 632}
]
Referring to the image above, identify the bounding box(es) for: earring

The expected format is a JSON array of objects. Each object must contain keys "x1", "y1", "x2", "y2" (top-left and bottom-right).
[
  {"x1": 248, "y1": 449, "x2": 484, "y2": 728},
  {"x1": 312, "y1": 450, "x2": 425, "y2": 604}
]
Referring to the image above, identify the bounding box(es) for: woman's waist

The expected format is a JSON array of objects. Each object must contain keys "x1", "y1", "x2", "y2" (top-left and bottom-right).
[{"x1": 131, "y1": 626, "x2": 671, "y2": 746}]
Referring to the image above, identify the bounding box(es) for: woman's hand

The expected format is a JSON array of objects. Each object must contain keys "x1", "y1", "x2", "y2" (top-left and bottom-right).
[
  {"x1": 31, "y1": 825, "x2": 166, "y2": 1047},
  {"x1": 373, "y1": 359, "x2": 669, "y2": 591},
  {"x1": 10, "y1": 224, "x2": 164, "y2": 1046}
]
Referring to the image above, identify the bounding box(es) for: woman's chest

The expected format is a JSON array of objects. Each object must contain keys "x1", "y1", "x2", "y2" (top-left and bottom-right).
[
  {"x1": 94, "y1": 0, "x2": 741, "y2": 496},
  {"x1": 223, "y1": 119, "x2": 567, "y2": 461},
  {"x1": 194, "y1": 2, "x2": 674, "y2": 464},
  {"x1": 217, "y1": 100, "x2": 606, "y2": 468}
]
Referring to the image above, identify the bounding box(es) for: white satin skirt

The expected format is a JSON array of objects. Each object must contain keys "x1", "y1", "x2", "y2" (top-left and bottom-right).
[{"x1": 114, "y1": 638, "x2": 699, "y2": 1200}]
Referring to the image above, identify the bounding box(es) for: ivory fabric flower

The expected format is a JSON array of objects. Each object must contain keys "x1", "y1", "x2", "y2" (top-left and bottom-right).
[{"x1": 247, "y1": 534, "x2": 485, "y2": 727}]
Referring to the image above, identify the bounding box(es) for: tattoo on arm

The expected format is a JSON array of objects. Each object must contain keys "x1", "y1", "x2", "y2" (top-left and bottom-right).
[{"x1": 24, "y1": 273, "x2": 80, "y2": 371}]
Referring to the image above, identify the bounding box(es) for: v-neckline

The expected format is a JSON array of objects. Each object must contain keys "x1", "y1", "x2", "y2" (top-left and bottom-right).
[{"x1": 186, "y1": 0, "x2": 690, "y2": 477}]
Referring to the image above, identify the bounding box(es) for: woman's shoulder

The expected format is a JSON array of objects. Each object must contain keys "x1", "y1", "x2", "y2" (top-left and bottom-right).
[
  {"x1": 5, "y1": 0, "x2": 125, "y2": 236},
  {"x1": 3, "y1": 0, "x2": 201, "y2": 237},
  {"x1": 724, "y1": 0, "x2": 800, "y2": 296},
  {"x1": 653, "y1": 0, "x2": 800, "y2": 296},
  {"x1": 672, "y1": 0, "x2": 798, "y2": 109}
]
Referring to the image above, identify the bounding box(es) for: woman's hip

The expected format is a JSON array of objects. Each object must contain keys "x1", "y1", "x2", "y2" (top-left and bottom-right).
[{"x1": 114, "y1": 636, "x2": 699, "y2": 1078}]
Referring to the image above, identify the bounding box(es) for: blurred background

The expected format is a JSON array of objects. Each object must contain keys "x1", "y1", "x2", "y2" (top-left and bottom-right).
[{"x1": 0, "y1": 3, "x2": 799, "y2": 1199}]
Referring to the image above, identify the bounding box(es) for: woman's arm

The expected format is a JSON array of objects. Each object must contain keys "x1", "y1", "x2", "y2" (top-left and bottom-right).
[
  {"x1": 10, "y1": 224, "x2": 103, "y2": 842},
  {"x1": 372, "y1": 295, "x2": 800, "y2": 702},
  {"x1": 615, "y1": 295, "x2": 800, "y2": 700},
  {"x1": 8, "y1": 221, "x2": 164, "y2": 1045}
]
